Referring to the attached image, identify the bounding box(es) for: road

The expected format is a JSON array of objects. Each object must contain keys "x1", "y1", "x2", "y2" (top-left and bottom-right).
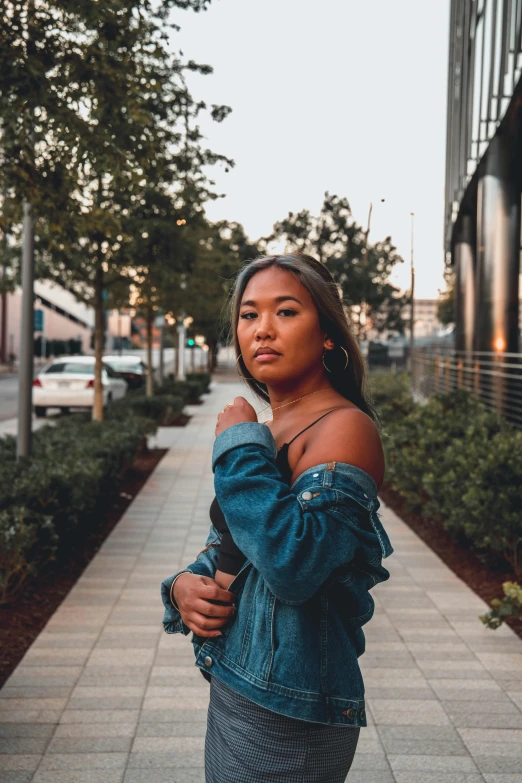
[
  {"x1": 0, "y1": 375, "x2": 20, "y2": 422},
  {"x1": 0, "y1": 347, "x2": 210, "y2": 435}
]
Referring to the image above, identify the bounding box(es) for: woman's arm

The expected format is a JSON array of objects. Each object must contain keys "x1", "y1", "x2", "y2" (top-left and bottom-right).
[{"x1": 212, "y1": 420, "x2": 385, "y2": 605}]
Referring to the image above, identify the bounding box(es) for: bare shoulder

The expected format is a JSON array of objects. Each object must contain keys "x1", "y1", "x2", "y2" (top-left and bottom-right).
[{"x1": 294, "y1": 407, "x2": 385, "y2": 490}]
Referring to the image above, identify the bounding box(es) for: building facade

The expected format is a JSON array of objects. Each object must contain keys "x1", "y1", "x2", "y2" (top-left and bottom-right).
[
  {"x1": 0, "y1": 281, "x2": 94, "y2": 362},
  {"x1": 445, "y1": 0, "x2": 522, "y2": 355}
]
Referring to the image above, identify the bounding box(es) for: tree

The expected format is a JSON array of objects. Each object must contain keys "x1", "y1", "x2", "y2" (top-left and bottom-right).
[
  {"x1": 1, "y1": 0, "x2": 230, "y2": 419},
  {"x1": 269, "y1": 192, "x2": 407, "y2": 339},
  {"x1": 127, "y1": 87, "x2": 234, "y2": 391},
  {"x1": 177, "y1": 220, "x2": 259, "y2": 370}
]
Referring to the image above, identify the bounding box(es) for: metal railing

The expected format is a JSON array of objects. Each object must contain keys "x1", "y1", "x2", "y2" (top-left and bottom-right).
[{"x1": 412, "y1": 345, "x2": 522, "y2": 429}]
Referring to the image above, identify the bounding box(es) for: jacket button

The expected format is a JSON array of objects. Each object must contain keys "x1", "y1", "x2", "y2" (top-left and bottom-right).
[
  {"x1": 204, "y1": 656, "x2": 213, "y2": 667},
  {"x1": 360, "y1": 709, "x2": 366, "y2": 720},
  {"x1": 342, "y1": 708, "x2": 356, "y2": 719},
  {"x1": 302, "y1": 491, "x2": 313, "y2": 501}
]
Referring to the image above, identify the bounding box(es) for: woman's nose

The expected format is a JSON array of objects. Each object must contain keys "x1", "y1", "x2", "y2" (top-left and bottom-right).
[{"x1": 254, "y1": 313, "x2": 275, "y2": 339}]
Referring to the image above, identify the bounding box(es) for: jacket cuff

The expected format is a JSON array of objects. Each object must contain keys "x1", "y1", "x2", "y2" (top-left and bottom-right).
[{"x1": 212, "y1": 422, "x2": 276, "y2": 472}]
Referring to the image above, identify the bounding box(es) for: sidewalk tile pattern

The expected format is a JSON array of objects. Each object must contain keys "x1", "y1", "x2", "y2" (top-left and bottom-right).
[{"x1": 1, "y1": 380, "x2": 522, "y2": 783}]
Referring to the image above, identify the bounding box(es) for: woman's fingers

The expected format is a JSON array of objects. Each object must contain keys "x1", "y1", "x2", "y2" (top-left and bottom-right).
[
  {"x1": 186, "y1": 611, "x2": 229, "y2": 635},
  {"x1": 193, "y1": 599, "x2": 236, "y2": 618},
  {"x1": 199, "y1": 579, "x2": 235, "y2": 605}
]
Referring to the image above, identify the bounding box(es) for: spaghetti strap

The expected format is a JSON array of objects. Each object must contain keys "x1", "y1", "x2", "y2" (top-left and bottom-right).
[{"x1": 286, "y1": 407, "x2": 345, "y2": 446}]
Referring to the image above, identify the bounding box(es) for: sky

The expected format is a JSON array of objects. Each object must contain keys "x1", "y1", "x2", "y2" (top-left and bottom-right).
[{"x1": 174, "y1": 0, "x2": 451, "y2": 299}]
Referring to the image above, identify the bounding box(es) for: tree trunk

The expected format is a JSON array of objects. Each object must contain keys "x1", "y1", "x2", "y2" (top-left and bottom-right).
[
  {"x1": 93, "y1": 266, "x2": 104, "y2": 422},
  {"x1": 207, "y1": 338, "x2": 218, "y2": 372},
  {"x1": 146, "y1": 308, "x2": 154, "y2": 397}
]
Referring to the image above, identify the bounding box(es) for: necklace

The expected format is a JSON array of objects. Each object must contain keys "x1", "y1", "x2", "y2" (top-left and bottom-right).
[{"x1": 260, "y1": 388, "x2": 325, "y2": 414}]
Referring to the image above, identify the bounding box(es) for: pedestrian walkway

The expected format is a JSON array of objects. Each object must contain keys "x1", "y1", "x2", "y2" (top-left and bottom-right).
[{"x1": 1, "y1": 380, "x2": 522, "y2": 783}]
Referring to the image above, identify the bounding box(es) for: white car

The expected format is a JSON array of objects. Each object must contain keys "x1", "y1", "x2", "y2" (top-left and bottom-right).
[
  {"x1": 33, "y1": 356, "x2": 128, "y2": 417},
  {"x1": 103, "y1": 354, "x2": 147, "y2": 390}
]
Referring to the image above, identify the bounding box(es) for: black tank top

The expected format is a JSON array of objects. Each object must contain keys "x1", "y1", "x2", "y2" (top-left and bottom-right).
[{"x1": 210, "y1": 409, "x2": 341, "y2": 575}]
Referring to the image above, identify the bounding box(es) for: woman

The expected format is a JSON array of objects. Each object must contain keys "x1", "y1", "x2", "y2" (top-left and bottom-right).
[{"x1": 161, "y1": 253, "x2": 392, "y2": 783}]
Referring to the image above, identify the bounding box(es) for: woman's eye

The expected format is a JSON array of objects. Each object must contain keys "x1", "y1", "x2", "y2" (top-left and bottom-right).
[
  {"x1": 240, "y1": 312, "x2": 257, "y2": 320},
  {"x1": 279, "y1": 309, "x2": 297, "y2": 316}
]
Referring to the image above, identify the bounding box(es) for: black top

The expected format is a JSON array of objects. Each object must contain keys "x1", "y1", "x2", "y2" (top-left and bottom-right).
[{"x1": 210, "y1": 409, "x2": 342, "y2": 575}]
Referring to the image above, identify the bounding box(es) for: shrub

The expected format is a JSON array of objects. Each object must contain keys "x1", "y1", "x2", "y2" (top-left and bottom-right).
[
  {"x1": 381, "y1": 384, "x2": 522, "y2": 579},
  {"x1": 0, "y1": 411, "x2": 158, "y2": 604},
  {"x1": 109, "y1": 394, "x2": 184, "y2": 427},
  {"x1": 157, "y1": 378, "x2": 202, "y2": 404},
  {"x1": 369, "y1": 372, "x2": 415, "y2": 427},
  {"x1": 0, "y1": 507, "x2": 57, "y2": 604},
  {"x1": 480, "y1": 582, "x2": 522, "y2": 629},
  {"x1": 186, "y1": 372, "x2": 211, "y2": 394}
]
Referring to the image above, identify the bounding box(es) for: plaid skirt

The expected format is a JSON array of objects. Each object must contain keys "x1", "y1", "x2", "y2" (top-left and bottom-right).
[{"x1": 205, "y1": 676, "x2": 360, "y2": 783}]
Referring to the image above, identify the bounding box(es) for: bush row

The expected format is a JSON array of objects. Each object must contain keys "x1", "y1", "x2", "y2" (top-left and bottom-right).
[
  {"x1": 0, "y1": 371, "x2": 213, "y2": 605},
  {"x1": 0, "y1": 414, "x2": 153, "y2": 605},
  {"x1": 372, "y1": 373, "x2": 522, "y2": 580},
  {"x1": 157, "y1": 372, "x2": 211, "y2": 403}
]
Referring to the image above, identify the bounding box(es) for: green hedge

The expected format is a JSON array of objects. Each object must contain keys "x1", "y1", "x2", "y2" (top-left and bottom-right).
[
  {"x1": 157, "y1": 377, "x2": 204, "y2": 404},
  {"x1": 0, "y1": 412, "x2": 157, "y2": 605},
  {"x1": 108, "y1": 393, "x2": 185, "y2": 426},
  {"x1": 374, "y1": 374, "x2": 522, "y2": 579},
  {"x1": 186, "y1": 372, "x2": 211, "y2": 394}
]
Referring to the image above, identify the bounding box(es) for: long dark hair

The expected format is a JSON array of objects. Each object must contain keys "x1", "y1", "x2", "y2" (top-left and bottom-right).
[{"x1": 226, "y1": 253, "x2": 380, "y2": 425}]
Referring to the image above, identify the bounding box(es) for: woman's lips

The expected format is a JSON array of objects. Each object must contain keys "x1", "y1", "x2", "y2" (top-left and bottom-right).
[{"x1": 254, "y1": 352, "x2": 280, "y2": 362}]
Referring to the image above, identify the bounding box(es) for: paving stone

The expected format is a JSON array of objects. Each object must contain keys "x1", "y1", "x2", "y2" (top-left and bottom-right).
[
  {"x1": 369, "y1": 699, "x2": 451, "y2": 726},
  {"x1": 0, "y1": 738, "x2": 49, "y2": 754},
  {"x1": 32, "y1": 772, "x2": 125, "y2": 783},
  {"x1": 59, "y1": 710, "x2": 139, "y2": 725},
  {"x1": 38, "y1": 752, "x2": 128, "y2": 770},
  {"x1": 0, "y1": 725, "x2": 55, "y2": 739},
  {"x1": 46, "y1": 736, "x2": 133, "y2": 753},
  {"x1": 54, "y1": 723, "x2": 137, "y2": 738},
  {"x1": 127, "y1": 751, "x2": 205, "y2": 769},
  {"x1": 0, "y1": 755, "x2": 41, "y2": 771},
  {"x1": 388, "y1": 754, "x2": 478, "y2": 771},
  {"x1": 123, "y1": 771, "x2": 205, "y2": 783},
  {"x1": 391, "y1": 774, "x2": 484, "y2": 783}
]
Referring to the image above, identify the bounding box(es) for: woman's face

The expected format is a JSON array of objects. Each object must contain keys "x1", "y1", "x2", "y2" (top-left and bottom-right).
[{"x1": 237, "y1": 266, "x2": 330, "y2": 387}]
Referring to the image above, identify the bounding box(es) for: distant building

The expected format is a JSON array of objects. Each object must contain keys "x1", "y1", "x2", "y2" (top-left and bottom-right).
[
  {"x1": 364, "y1": 298, "x2": 447, "y2": 342},
  {"x1": 0, "y1": 281, "x2": 94, "y2": 361}
]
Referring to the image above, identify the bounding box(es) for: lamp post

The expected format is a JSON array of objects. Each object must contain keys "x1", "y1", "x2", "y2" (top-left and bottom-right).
[
  {"x1": 176, "y1": 275, "x2": 187, "y2": 382},
  {"x1": 410, "y1": 212, "x2": 415, "y2": 376}
]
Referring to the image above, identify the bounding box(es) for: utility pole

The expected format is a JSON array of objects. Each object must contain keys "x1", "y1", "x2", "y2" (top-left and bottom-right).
[
  {"x1": 176, "y1": 315, "x2": 186, "y2": 382},
  {"x1": 176, "y1": 275, "x2": 187, "y2": 381},
  {"x1": 17, "y1": 201, "x2": 35, "y2": 458},
  {"x1": 158, "y1": 318, "x2": 164, "y2": 387},
  {"x1": 410, "y1": 212, "x2": 415, "y2": 376}
]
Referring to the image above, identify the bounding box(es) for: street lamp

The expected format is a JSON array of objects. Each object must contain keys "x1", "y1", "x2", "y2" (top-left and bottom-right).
[{"x1": 410, "y1": 212, "x2": 415, "y2": 375}]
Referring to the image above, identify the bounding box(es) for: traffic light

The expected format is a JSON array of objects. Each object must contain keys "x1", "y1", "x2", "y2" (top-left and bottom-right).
[{"x1": 186, "y1": 338, "x2": 195, "y2": 347}]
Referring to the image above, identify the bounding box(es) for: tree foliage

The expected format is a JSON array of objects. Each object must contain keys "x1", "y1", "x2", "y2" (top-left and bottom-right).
[
  {"x1": 0, "y1": 0, "x2": 232, "y2": 416},
  {"x1": 269, "y1": 192, "x2": 407, "y2": 339}
]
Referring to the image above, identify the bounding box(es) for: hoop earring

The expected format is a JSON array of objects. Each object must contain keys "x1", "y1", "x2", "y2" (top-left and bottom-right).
[
  {"x1": 236, "y1": 353, "x2": 255, "y2": 380},
  {"x1": 322, "y1": 345, "x2": 349, "y2": 373}
]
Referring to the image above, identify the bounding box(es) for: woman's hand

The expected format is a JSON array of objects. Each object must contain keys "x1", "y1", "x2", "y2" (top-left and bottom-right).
[
  {"x1": 173, "y1": 573, "x2": 236, "y2": 637},
  {"x1": 215, "y1": 396, "x2": 257, "y2": 436}
]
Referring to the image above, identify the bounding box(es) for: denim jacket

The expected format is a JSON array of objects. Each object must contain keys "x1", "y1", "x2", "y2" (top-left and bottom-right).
[{"x1": 161, "y1": 422, "x2": 393, "y2": 727}]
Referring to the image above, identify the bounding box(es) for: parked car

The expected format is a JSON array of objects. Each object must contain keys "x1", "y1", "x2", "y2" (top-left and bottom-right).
[
  {"x1": 33, "y1": 356, "x2": 127, "y2": 417},
  {"x1": 103, "y1": 354, "x2": 147, "y2": 390}
]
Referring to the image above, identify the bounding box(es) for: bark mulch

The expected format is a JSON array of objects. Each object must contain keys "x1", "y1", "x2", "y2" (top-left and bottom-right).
[
  {"x1": 0, "y1": 447, "x2": 167, "y2": 689},
  {"x1": 379, "y1": 482, "x2": 522, "y2": 642}
]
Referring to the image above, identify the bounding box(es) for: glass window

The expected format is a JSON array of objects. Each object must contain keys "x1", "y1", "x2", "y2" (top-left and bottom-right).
[{"x1": 46, "y1": 362, "x2": 94, "y2": 375}]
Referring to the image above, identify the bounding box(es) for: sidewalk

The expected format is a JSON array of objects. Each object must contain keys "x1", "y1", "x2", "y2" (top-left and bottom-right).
[{"x1": 1, "y1": 380, "x2": 522, "y2": 783}]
